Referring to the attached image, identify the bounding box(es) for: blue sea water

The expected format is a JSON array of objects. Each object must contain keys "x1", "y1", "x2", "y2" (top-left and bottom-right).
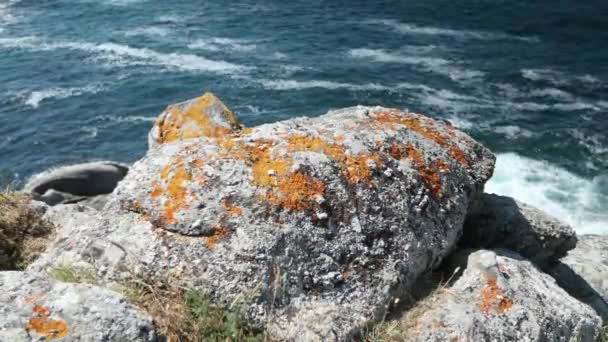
[{"x1": 0, "y1": 0, "x2": 607, "y2": 234}]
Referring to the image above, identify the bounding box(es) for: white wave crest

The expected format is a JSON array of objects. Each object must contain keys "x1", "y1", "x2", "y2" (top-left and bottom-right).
[
  {"x1": 0, "y1": 0, "x2": 21, "y2": 25},
  {"x1": 348, "y1": 48, "x2": 484, "y2": 81},
  {"x1": 125, "y1": 26, "x2": 170, "y2": 38},
  {"x1": 256, "y1": 79, "x2": 390, "y2": 91},
  {"x1": 0, "y1": 36, "x2": 249, "y2": 74},
  {"x1": 188, "y1": 37, "x2": 256, "y2": 52},
  {"x1": 522, "y1": 68, "x2": 602, "y2": 87},
  {"x1": 367, "y1": 19, "x2": 537, "y2": 42},
  {"x1": 23, "y1": 84, "x2": 105, "y2": 109},
  {"x1": 486, "y1": 153, "x2": 608, "y2": 235}
]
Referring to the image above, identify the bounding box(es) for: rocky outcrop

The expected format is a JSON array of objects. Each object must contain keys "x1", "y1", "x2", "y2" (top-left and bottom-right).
[
  {"x1": 411, "y1": 250, "x2": 602, "y2": 342},
  {"x1": 0, "y1": 271, "x2": 156, "y2": 341},
  {"x1": 24, "y1": 161, "x2": 129, "y2": 208},
  {"x1": 463, "y1": 193, "x2": 577, "y2": 267},
  {"x1": 30, "y1": 92, "x2": 495, "y2": 340},
  {"x1": 550, "y1": 234, "x2": 608, "y2": 320}
]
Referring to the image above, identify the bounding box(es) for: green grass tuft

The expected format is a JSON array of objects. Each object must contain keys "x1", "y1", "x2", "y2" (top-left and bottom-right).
[{"x1": 48, "y1": 265, "x2": 97, "y2": 284}]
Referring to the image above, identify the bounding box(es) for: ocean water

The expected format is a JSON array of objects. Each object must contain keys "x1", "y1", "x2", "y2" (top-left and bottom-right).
[{"x1": 0, "y1": 0, "x2": 606, "y2": 234}]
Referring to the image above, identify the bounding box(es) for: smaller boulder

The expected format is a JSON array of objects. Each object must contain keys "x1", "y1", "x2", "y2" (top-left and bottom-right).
[
  {"x1": 550, "y1": 234, "x2": 608, "y2": 320},
  {"x1": 462, "y1": 193, "x2": 577, "y2": 267},
  {"x1": 0, "y1": 271, "x2": 156, "y2": 341},
  {"x1": 410, "y1": 250, "x2": 602, "y2": 342},
  {"x1": 148, "y1": 92, "x2": 241, "y2": 149},
  {"x1": 23, "y1": 161, "x2": 129, "y2": 207}
]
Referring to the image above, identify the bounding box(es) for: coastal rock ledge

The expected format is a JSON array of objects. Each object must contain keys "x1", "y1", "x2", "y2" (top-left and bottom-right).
[{"x1": 2, "y1": 92, "x2": 602, "y2": 341}]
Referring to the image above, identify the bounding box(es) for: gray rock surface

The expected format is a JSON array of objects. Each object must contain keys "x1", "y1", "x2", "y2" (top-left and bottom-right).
[
  {"x1": 463, "y1": 193, "x2": 577, "y2": 267},
  {"x1": 412, "y1": 250, "x2": 602, "y2": 342},
  {"x1": 550, "y1": 234, "x2": 608, "y2": 320},
  {"x1": 0, "y1": 271, "x2": 156, "y2": 341},
  {"x1": 32, "y1": 93, "x2": 495, "y2": 340},
  {"x1": 24, "y1": 161, "x2": 129, "y2": 207}
]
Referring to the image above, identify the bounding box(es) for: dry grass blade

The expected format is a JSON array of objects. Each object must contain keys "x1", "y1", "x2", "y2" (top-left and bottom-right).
[{"x1": 0, "y1": 191, "x2": 54, "y2": 270}]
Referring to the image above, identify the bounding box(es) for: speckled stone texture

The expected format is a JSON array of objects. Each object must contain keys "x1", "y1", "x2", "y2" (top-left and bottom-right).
[
  {"x1": 550, "y1": 234, "x2": 608, "y2": 321},
  {"x1": 0, "y1": 271, "x2": 156, "y2": 341},
  {"x1": 412, "y1": 250, "x2": 602, "y2": 342},
  {"x1": 31, "y1": 93, "x2": 495, "y2": 340}
]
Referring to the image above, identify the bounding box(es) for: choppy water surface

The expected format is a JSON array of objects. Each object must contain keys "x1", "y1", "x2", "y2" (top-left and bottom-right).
[{"x1": 1, "y1": 0, "x2": 607, "y2": 233}]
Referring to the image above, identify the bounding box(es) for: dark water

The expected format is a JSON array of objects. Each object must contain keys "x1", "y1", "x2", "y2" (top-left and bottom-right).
[{"x1": 1, "y1": 0, "x2": 607, "y2": 233}]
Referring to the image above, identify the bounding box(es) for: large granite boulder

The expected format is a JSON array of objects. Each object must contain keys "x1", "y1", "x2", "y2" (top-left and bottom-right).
[
  {"x1": 463, "y1": 193, "x2": 577, "y2": 267},
  {"x1": 0, "y1": 271, "x2": 156, "y2": 341},
  {"x1": 550, "y1": 234, "x2": 608, "y2": 320},
  {"x1": 411, "y1": 250, "x2": 602, "y2": 342},
  {"x1": 30, "y1": 93, "x2": 495, "y2": 340}
]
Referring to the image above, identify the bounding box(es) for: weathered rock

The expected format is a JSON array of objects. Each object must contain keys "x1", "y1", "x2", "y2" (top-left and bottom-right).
[
  {"x1": 33, "y1": 94, "x2": 495, "y2": 340},
  {"x1": 148, "y1": 92, "x2": 241, "y2": 149},
  {"x1": 411, "y1": 250, "x2": 602, "y2": 342},
  {"x1": 550, "y1": 234, "x2": 608, "y2": 320},
  {"x1": 0, "y1": 271, "x2": 156, "y2": 341},
  {"x1": 24, "y1": 161, "x2": 129, "y2": 207},
  {"x1": 462, "y1": 193, "x2": 577, "y2": 267}
]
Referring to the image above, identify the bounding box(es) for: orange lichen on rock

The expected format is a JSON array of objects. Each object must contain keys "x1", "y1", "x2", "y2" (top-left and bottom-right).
[
  {"x1": 153, "y1": 93, "x2": 240, "y2": 144},
  {"x1": 389, "y1": 143, "x2": 445, "y2": 198},
  {"x1": 149, "y1": 182, "x2": 163, "y2": 198},
  {"x1": 371, "y1": 110, "x2": 470, "y2": 167},
  {"x1": 223, "y1": 198, "x2": 242, "y2": 216},
  {"x1": 27, "y1": 305, "x2": 68, "y2": 340},
  {"x1": 206, "y1": 225, "x2": 228, "y2": 249},
  {"x1": 162, "y1": 164, "x2": 191, "y2": 223},
  {"x1": 265, "y1": 172, "x2": 326, "y2": 211},
  {"x1": 479, "y1": 278, "x2": 513, "y2": 314},
  {"x1": 286, "y1": 135, "x2": 380, "y2": 185}
]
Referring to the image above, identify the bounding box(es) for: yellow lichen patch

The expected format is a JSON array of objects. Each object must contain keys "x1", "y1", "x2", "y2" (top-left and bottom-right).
[
  {"x1": 206, "y1": 225, "x2": 228, "y2": 249},
  {"x1": 371, "y1": 110, "x2": 470, "y2": 167},
  {"x1": 389, "y1": 144, "x2": 444, "y2": 199},
  {"x1": 191, "y1": 159, "x2": 205, "y2": 168},
  {"x1": 479, "y1": 278, "x2": 513, "y2": 314},
  {"x1": 154, "y1": 93, "x2": 239, "y2": 144},
  {"x1": 27, "y1": 305, "x2": 68, "y2": 340},
  {"x1": 248, "y1": 142, "x2": 291, "y2": 187},
  {"x1": 149, "y1": 182, "x2": 163, "y2": 198},
  {"x1": 343, "y1": 153, "x2": 381, "y2": 185},
  {"x1": 286, "y1": 135, "x2": 380, "y2": 185},
  {"x1": 162, "y1": 164, "x2": 191, "y2": 223},
  {"x1": 223, "y1": 198, "x2": 242, "y2": 216},
  {"x1": 266, "y1": 172, "x2": 325, "y2": 211}
]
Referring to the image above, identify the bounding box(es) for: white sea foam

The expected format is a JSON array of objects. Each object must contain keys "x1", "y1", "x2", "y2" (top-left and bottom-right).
[
  {"x1": 529, "y1": 88, "x2": 575, "y2": 101},
  {"x1": 348, "y1": 48, "x2": 484, "y2": 81},
  {"x1": 92, "y1": 115, "x2": 157, "y2": 126},
  {"x1": 23, "y1": 84, "x2": 105, "y2": 109},
  {"x1": 125, "y1": 26, "x2": 170, "y2": 38},
  {"x1": 522, "y1": 68, "x2": 602, "y2": 87},
  {"x1": 492, "y1": 125, "x2": 534, "y2": 139},
  {"x1": 367, "y1": 19, "x2": 537, "y2": 42},
  {"x1": 486, "y1": 153, "x2": 608, "y2": 235},
  {"x1": 188, "y1": 37, "x2": 256, "y2": 52},
  {"x1": 257, "y1": 79, "x2": 390, "y2": 91},
  {"x1": 0, "y1": 36, "x2": 249, "y2": 74},
  {"x1": 0, "y1": 0, "x2": 21, "y2": 25}
]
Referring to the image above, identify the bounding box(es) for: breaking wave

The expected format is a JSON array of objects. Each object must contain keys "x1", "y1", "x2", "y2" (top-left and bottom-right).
[
  {"x1": 188, "y1": 37, "x2": 257, "y2": 52},
  {"x1": 22, "y1": 85, "x2": 106, "y2": 109},
  {"x1": 367, "y1": 19, "x2": 538, "y2": 42},
  {"x1": 256, "y1": 78, "x2": 390, "y2": 91},
  {"x1": 522, "y1": 68, "x2": 602, "y2": 88},
  {"x1": 0, "y1": 36, "x2": 249, "y2": 74},
  {"x1": 486, "y1": 153, "x2": 608, "y2": 235},
  {"x1": 348, "y1": 48, "x2": 484, "y2": 81}
]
